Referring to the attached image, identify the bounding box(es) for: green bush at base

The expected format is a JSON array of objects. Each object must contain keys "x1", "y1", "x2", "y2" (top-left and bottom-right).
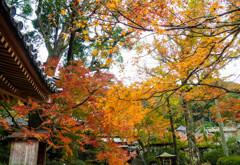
[
  {"x1": 0, "y1": 163, "x2": 7, "y2": 165},
  {"x1": 46, "y1": 160, "x2": 88, "y2": 165},
  {"x1": 46, "y1": 161, "x2": 63, "y2": 165},
  {"x1": 68, "y1": 160, "x2": 87, "y2": 165},
  {"x1": 203, "y1": 150, "x2": 224, "y2": 165},
  {"x1": 217, "y1": 155, "x2": 240, "y2": 165},
  {"x1": 144, "y1": 152, "x2": 157, "y2": 165}
]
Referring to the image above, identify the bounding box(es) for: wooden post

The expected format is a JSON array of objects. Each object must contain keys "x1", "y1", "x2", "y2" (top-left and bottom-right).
[
  {"x1": 8, "y1": 130, "x2": 49, "y2": 165},
  {"x1": 9, "y1": 140, "x2": 39, "y2": 165},
  {"x1": 37, "y1": 142, "x2": 47, "y2": 165}
]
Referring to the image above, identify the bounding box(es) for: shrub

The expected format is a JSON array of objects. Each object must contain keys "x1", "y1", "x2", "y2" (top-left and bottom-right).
[
  {"x1": 227, "y1": 136, "x2": 240, "y2": 154},
  {"x1": 68, "y1": 160, "x2": 87, "y2": 165},
  {"x1": 217, "y1": 155, "x2": 240, "y2": 165},
  {"x1": 203, "y1": 150, "x2": 224, "y2": 165},
  {"x1": 143, "y1": 152, "x2": 157, "y2": 165},
  {"x1": 178, "y1": 150, "x2": 189, "y2": 165},
  {"x1": 0, "y1": 140, "x2": 10, "y2": 164},
  {"x1": 46, "y1": 161, "x2": 63, "y2": 165},
  {"x1": 0, "y1": 163, "x2": 7, "y2": 165}
]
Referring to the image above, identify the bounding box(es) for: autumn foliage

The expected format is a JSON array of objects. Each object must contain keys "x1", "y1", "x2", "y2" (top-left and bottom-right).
[
  {"x1": 0, "y1": 59, "x2": 152, "y2": 163},
  {"x1": 2, "y1": 0, "x2": 240, "y2": 164}
]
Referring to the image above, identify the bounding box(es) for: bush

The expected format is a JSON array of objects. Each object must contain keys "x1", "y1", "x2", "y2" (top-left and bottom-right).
[
  {"x1": 203, "y1": 150, "x2": 224, "y2": 165},
  {"x1": 217, "y1": 155, "x2": 240, "y2": 165},
  {"x1": 68, "y1": 160, "x2": 87, "y2": 165},
  {"x1": 143, "y1": 152, "x2": 157, "y2": 165},
  {"x1": 227, "y1": 136, "x2": 240, "y2": 154},
  {"x1": 0, "y1": 163, "x2": 7, "y2": 165},
  {"x1": 46, "y1": 161, "x2": 63, "y2": 165},
  {"x1": 0, "y1": 139, "x2": 10, "y2": 164},
  {"x1": 178, "y1": 150, "x2": 189, "y2": 165},
  {"x1": 146, "y1": 154, "x2": 156, "y2": 163}
]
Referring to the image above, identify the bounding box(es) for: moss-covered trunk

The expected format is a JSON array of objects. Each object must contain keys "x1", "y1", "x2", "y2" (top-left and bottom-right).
[{"x1": 183, "y1": 100, "x2": 202, "y2": 165}]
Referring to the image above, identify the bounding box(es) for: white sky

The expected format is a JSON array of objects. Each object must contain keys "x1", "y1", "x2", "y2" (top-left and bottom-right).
[
  {"x1": 110, "y1": 49, "x2": 158, "y2": 85},
  {"x1": 37, "y1": 43, "x2": 240, "y2": 86},
  {"x1": 220, "y1": 60, "x2": 240, "y2": 83}
]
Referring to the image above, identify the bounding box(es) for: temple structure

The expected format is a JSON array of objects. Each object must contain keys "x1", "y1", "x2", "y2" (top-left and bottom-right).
[
  {"x1": 0, "y1": 0, "x2": 62, "y2": 102},
  {"x1": 0, "y1": 0, "x2": 62, "y2": 164}
]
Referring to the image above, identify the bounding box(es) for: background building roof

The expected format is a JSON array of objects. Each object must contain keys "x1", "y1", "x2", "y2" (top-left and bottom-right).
[
  {"x1": 176, "y1": 125, "x2": 186, "y2": 132},
  {"x1": 206, "y1": 127, "x2": 237, "y2": 133}
]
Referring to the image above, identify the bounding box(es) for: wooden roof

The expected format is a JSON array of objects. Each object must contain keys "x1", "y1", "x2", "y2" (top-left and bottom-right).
[
  {"x1": 206, "y1": 127, "x2": 237, "y2": 133},
  {"x1": 157, "y1": 152, "x2": 176, "y2": 158},
  {"x1": 8, "y1": 130, "x2": 50, "y2": 139},
  {"x1": 0, "y1": 0, "x2": 62, "y2": 102},
  {"x1": 176, "y1": 125, "x2": 186, "y2": 132}
]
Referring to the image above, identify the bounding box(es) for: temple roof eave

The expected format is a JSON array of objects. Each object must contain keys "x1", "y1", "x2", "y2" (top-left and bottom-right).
[{"x1": 0, "y1": 0, "x2": 62, "y2": 102}]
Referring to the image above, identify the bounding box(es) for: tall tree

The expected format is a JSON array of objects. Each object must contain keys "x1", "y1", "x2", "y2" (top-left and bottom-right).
[{"x1": 8, "y1": 0, "x2": 133, "y2": 68}]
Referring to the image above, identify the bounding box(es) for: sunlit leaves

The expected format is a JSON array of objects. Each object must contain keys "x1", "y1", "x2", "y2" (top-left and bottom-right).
[
  {"x1": 5, "y1": 59, "x2": 154, "y2": 163},
  {"x1": 61, "y1": 9, "x2": 66, "y2": 15}
]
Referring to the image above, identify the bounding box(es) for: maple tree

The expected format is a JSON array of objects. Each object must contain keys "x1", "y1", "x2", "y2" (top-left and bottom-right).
[
  {"x1": 4, "y1": 64, "x2": 203, "y2": 164},
  {"x1": 129, "y1": 26, "x2": 240, "y2": 162},
  {"x1": 0, "y1": 59, "x2": 152, "y2": 164},
  {"x1": 135, "y1": 105, "x2": 170, "y2": 151}
]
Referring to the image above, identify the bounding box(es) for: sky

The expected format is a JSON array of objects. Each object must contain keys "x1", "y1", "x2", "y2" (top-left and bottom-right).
[
  {"x1": 220, "y1": 59, "x2": 240, "y2": 83},
  {"x1": 37, "y1": 43, "x2": 240, "y2": 87},
  {"x1": 38, "y1": 45, "x2": 158, "y2": 85},
  {"x1": 110, "y1": 49, "x2": 158, "y2": 85}
]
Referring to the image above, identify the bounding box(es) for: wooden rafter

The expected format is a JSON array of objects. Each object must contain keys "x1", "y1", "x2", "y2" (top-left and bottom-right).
[{"x1": 0, "y1": 1, "x2": 62, "y2": 102}]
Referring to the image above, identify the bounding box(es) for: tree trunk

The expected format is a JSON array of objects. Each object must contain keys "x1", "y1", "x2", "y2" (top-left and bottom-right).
[
  {"x1": 167, "y1": 101, "x2": 179, "y2": 165},
  {"x1": 215, "y1": 100, "x2": 229, "y2": 156},
  {"x1": 136, "y1": 139, "x2": 147, "y2": 165},
  {"x1": 202, "y1": 117, "x2": 208, "y2": 142},
  {"x1": 183, "y1": 100, "x2": 202, "y2": 165},
  {"x1": 36, "y1": 0, "x2": 69, "y2": 61}
]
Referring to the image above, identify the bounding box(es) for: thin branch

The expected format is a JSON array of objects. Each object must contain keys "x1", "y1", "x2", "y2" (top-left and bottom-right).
[
  {"x1": 192, "y1": 83, "x2": 240, "y2": 94},
  {"x1": 0, "y1": 104, "x2": 21, "y2": 129},
  {"x1": 72, "y1": 89, "x2": 98, "y2": 109}
]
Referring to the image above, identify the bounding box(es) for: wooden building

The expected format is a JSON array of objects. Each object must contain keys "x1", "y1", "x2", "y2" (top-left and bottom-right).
[
  {"x1": 195, "y1": 126, "x2": 238, "y2": 141},
  {"x1": 156, "y1": 152, "x2": 176, "y2": 165},
  {"x1": 0, "y1": 0, "x2": 62, "y2": 102},
  {"x1": 8, "y1": 130, "x2": 50, "y2": 165},
  {"x1": 0, "y1": 0, "x2": 62, "y2": 164}
]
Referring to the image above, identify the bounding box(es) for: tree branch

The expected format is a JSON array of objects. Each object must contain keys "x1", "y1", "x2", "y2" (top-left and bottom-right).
[
  {"x1": 192, "y1": 83, "x2": 240, "y2": 94},
  {"x1": 0, "y1": 104, "x2": 21, "y2": 129},
  {"x1": 72, "y1": 89, "x2": 98, "y2": 109}
]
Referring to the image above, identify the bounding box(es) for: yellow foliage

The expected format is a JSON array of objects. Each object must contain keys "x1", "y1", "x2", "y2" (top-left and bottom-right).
[
  {"x1": 61, "y1": 9, "x2": 66, "y2": 15},
  {"x1": 76, "y1": 22, "x2": 82, "y2": 27},
  {"x1": 83, "y1": 30, "x2": 88, "y2": 35},
  {"x1": 92, "y1": 49, "x2": 98, "y2": 56},
  {"x1": 62, "y1": 33, "x2": 67, "y2": 39}
]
